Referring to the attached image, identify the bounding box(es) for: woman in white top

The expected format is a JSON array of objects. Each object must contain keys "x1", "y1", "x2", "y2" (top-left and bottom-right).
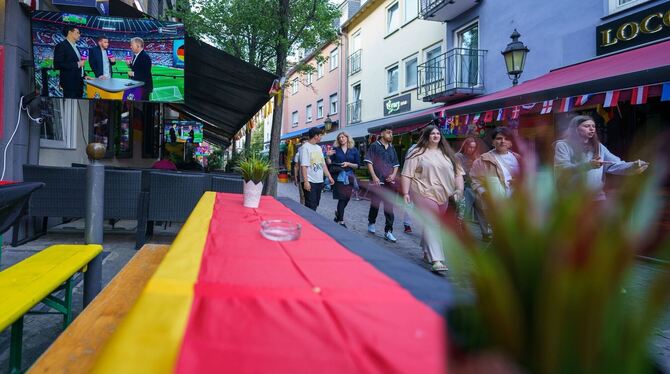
[{"x1": 401, "y1": 125, "x2": 464, "y2": 273}]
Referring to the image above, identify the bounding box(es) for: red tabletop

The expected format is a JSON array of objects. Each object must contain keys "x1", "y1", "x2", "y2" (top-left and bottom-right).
[{"x1": 175, "y1": 193, "x2": 447, "y2": 373}]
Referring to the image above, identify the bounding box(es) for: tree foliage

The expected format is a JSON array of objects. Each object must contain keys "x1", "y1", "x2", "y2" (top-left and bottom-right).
[{"x1": 172, "y1": 0, "x2": 340, "y2": 195}]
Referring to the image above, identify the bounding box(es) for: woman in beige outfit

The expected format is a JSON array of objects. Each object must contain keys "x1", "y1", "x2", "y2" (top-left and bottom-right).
[{"x1": 401, "y1": 125, "x2": 464, "y2": 273}]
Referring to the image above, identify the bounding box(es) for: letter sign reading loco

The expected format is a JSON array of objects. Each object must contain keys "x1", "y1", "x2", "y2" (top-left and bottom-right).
[{"x1": 596, "y1": 3, "x2": 670, "y2": 55}]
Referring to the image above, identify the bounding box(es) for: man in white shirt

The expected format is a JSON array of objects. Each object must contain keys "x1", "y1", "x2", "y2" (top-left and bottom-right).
[
  {"x1": 300, "y1": 127, "x2": 334, "y2": 210},
  {"x1": 292, "y1": 135, "x2": 308, "y2": 205}
]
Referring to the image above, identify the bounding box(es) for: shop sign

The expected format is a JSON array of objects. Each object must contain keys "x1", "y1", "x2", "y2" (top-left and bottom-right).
[
  {"x1": 597, "y1": 2, "x2": 670, "y2": 55},
  {"x1": 383, "y1": 93, "x2": 411, "y2": 116}
]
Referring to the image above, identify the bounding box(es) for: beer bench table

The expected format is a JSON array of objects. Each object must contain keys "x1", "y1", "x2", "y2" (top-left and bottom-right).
[
  {"x1": 34, "y1": 192, "x2": 457, "y2": 373},
  {"x1": 28, "y1": 244, "x2": 169, "y2": 374},
  {"x1": 0, "y1": 244, "x2": 102, "y2": 373}
]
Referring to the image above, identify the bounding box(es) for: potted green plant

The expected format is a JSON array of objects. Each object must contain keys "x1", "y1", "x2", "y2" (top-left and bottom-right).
[
  {"x1": 235, "y1": 153, "x2": 272, "y2": 208},
  {"x1": 402, "y1": 165, "x2": 670, "y2": 373}
]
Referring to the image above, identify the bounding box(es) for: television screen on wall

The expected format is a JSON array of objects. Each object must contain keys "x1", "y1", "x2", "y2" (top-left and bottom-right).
[
  {"x1": 164, "y1": 120, "x2": 203, "y2": 144},
  {"x1": 31, "y1": 10, "x2": 185, "y2": 102}
]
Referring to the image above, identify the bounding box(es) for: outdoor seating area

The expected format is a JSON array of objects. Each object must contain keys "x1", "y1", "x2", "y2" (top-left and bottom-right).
[{"x1": 15, "y1": 165, "x2": 245, "y2": 249}]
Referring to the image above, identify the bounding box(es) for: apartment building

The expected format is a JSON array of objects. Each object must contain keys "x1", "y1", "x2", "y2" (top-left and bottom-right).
[
  {"x1": 321, "y1": 0, "x2": 446, "y2": 143},
  {"x1": 281, "y1": 41, "x2": 344, "y2": 142}
]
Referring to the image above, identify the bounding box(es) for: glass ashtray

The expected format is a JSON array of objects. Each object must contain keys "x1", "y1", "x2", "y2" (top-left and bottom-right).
[{"x1": 260, "y1": 220, "x2": 302, "y2": 241}]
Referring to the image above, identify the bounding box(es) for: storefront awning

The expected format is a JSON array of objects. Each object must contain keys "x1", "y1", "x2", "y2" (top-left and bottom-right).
[
  {"x1": 280, "y1": 124, "x2": 325, "y2": 140},
  {"x1": 365, "y1": 106, "x2": 445, "y2": 135},
  {"x1": 182, "y1": 37, "x2": 277, "y2": 141},
  {"x1": 444, "y1": 40, "x2": 670, "y2": 115}
]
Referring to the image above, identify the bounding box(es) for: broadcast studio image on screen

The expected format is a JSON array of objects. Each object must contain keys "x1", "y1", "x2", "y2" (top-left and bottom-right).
[{"x1": 31, "y1": 10, "x2": 185, "y2": 102}]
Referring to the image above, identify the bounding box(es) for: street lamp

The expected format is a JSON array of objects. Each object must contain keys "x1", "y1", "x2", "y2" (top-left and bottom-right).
[
  {"x1": 324, "y1": 115, "x2": 333, "y2": 131},
  {"x1": 501, "y1": 29, "x2": 529, "y2": 86}
]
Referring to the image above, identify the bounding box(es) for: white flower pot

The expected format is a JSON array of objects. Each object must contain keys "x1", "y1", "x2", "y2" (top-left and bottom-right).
[{"x1": 243, "y1": 180, "x2": 263, "y2": 208}]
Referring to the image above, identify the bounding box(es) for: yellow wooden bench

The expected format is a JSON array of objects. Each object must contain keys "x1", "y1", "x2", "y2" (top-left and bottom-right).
[
  {"x1": 28, "y1": 244, "x2": 169, "y2": 374},
  {"x1": 0, "y1": 244, "x2": 102, "y2": 374}
]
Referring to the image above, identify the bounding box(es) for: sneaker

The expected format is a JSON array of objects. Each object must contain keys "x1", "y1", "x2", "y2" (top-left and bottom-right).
[
  {"x1": 404, "y1": 225, "x2": 412, "y2": 233},
  {"x1": 367, "y1": 224, "x2": 376, "y2": 234},
  {"x1": 384, "y1": 231, "x2": 397, "y2": 243},
  {"x1": 431, "y1": 261, "x2": 448, "y2": 273},
  {"x1": 339, "y1": 222, "x2": 348, "y2": 229}
]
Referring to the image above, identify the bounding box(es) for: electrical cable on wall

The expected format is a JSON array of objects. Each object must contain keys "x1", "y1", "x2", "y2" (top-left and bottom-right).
[{"x1": 1, "y1": 95, "x2": 44, "y2": 181}]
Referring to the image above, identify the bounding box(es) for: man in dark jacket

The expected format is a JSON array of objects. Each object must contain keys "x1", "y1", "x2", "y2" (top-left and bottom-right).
[
  {"x1": 88, "y1": 35, "x2": 116, "y2": 79},
  {"x1": 53, "y1": 25, "x2": 85, "y2": 98},
  {"x1": 128, "y1": 37, "x2": 153, "y2": 100}
]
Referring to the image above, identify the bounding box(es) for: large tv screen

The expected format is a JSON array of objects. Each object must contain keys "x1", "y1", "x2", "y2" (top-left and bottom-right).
[
  {"x1": 164, "y1": 120, "x2": 203, "y2": 144},
  {"x1": 31, "y1": 11, "x2": 185, "y2": 102}
]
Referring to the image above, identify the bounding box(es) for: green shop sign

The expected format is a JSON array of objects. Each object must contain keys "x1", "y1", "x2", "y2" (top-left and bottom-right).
[{"x1": 383, "y1": 93, "x2": 411, "y2": 116}]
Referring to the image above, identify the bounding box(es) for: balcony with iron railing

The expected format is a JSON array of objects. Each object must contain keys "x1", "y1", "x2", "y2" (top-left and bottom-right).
[
  {"x1": 420, "y1": 0, "x2": 480, "y2": 22},
  {"x1": 347, "y1": 100, "x2": 362, "y2": 124},
  {"x1": 348, "y1": 50, "x2": 362, "y2": 76},
  {"x1": 417, "y1": 48, "x2": 487, "y2": 102}
]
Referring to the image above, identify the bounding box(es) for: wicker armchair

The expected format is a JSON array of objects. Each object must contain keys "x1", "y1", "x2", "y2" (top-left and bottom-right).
[{"x1": 135, "y1": 171, "x2": 208, "y2": 249}]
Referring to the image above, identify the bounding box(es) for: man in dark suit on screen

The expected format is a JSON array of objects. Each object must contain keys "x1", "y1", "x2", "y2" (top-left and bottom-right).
[
  {"x1": 53, "y1": 25, "x2": 86, "y2": 98},
  {"x1": 88, "y1": 35, "x2": 116, "y2": 79},
  {"x1": 128, "y1": 37, "x2": 153, "y2": 101}
]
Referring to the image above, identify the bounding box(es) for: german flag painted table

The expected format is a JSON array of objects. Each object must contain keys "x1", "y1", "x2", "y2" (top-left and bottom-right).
[{"x1": 91, "y1": 192, "x2": 452, "y2": 373}]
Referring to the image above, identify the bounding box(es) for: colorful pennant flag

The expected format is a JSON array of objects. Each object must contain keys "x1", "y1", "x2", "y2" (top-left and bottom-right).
[
  {"x1": 596, "y1": 104, "x2": 613, "y2": 124},
  {"x1": 603, "y1": 90, "x2": 620, "y2": 108},
  {"x1": 473, "y1": 113, "x2": 481, "y2": 124},
  {"x1": 575, "y1": 94, "x2": 590, "y2": 106},
  {"x1": 511, "y1": 106, "x2": 520, "y2": 120},
  {"x1": 662, "y1": 83, "x2": 670, "y2": 102},
  {"x1": 558, "y1": 97, "x2": 573, "y2": 113},
  {"x1": 630, "y1": 86, "x2": 649, "y2": 105},
  {"x1": 483, "y1": 111, "x2": 493, "y2": 123},
  {"x1": 496, "y1": 108, "x2": 505, "y2": 121},
  {"x1": 521, "y1": 103, "x2": 537, "y2": 111},
  {"x1": 463, "y1": 114, "x2": 470, "y2": 125},
  {"x1": 540, "y1": 100, "x2": 553, "y2": 114}
]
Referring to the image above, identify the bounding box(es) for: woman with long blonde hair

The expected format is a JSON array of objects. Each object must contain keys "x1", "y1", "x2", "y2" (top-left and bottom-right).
[{"x1": 326, "y1": 131, "x2": 360, "y2": 227}]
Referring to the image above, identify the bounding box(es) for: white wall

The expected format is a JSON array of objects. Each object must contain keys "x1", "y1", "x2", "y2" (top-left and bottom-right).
[{"x1": 345, "y1": 0, "x2": 445, "y2": 123}]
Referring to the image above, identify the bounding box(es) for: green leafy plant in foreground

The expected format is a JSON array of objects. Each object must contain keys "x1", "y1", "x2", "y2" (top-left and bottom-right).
[
  {"x1": 235, "y1": 153, "x2": 272, "y2": 184},
  {"x1": 404, "y1": 164, "x2": 670, "y2": 373}
]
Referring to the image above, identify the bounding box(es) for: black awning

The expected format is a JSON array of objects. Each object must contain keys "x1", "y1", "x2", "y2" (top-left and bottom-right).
[{"x1": 183, "y1": 37, "x2": 278, "y2": 142}]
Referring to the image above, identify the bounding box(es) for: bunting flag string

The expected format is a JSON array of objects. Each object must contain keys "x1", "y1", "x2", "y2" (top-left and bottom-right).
[
  {"x1": 630, "y1": 86, "x2": 649, "y2": 105},
  {"x1": 603, "y1": 90, "x2": 620, "y2": 107},
  {"x1": 662, "y1": 82, "x2": 670, "y2": 102}
]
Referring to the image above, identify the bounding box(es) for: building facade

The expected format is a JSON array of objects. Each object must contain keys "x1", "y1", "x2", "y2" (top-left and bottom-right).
[
  {"x1": 321, "y1": 0, "x2": 446, "y2": 143},
  {"x1": 281, "y1": 41, "x2": 344, "y2": 141}
]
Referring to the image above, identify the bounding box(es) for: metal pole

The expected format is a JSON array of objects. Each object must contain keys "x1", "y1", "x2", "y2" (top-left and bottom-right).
[{"x1": 84, "y1": 144, "x2": 105, "y2": 306}]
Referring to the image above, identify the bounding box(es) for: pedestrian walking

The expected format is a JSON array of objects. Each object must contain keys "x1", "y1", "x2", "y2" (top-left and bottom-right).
[
  {"x1": 364, "y1": 126, "x2": 400, "y2": 242},
  {"x1": 554, "y1": 115, "x2": 648, "y2": 200},
  {"x1": 292, "y1": 135, "x2": 308, "y2": 205},
  {"x1": 401, "y1": 143, "x2": 418, "y2": 234},
  {"x1": 300, "y1": 127, "x2": 334, "y2": 211},
  {"x1": 400, "y1": 125, "x2": 464, "y2": 273},
  {"x1": 470, "y1": 127, "x2": 522, "y2": 241},
  {"x1": 326, "y1": 131, "x2": 361, "y2": 228},
  {"x1": 455, "y1": 136, "x2": 489, "y2": 236}
]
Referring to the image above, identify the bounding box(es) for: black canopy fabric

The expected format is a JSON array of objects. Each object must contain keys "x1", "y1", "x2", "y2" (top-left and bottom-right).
[
  {"x1": 0, "y1": 182, "x2": 44, "y2": 235},
  {"x1": 180, "y1": 37, "x2": 277, "y2": 143}
]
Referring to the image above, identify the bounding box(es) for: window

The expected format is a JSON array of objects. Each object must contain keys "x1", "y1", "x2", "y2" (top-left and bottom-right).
[
  {"x1": 330, "y1": 49, "x2": 339, "y2": 70},
  {"x1": 291, "y1": 78, "x2": 298, "y2": 94},
  {"x1": 425, "y1": 45, "x2": 442, "y2": 83},
  {"x1": 291, "y1": 111, "x2": 298, "y2": 127},
  {"x1": 456, "y1": 22, "x2": 480, "y2": 86},
  {"x1": 387, "y1": 2, "x2": 400, "y2": 34},
  {"x1": 608, "y1": 0, "x2": 649, "y2": 14},
  {"x1": 317, "y1": 62, "x2": 324, "y2": 78},
  {"x1": 348, "y1": 84, "x2": 361, "y2": 124},
  {"x1": 387, "y1": 65, "x2": 399, "y2": 94},
  {"x1": 352, "y1": 83, "x2": 361, "y2": 101},
  {"x1": 317, "y1": 100, "x2": 324, "y2": 119},
  {"x1": 40, "y1": 99, "x2": 77, "y2": 149},
  {"x1": 329, "y1": 93, "x2": 338, "y2": 114},
  {"x1": 306, "y1": 72, "x2": 313, "y2": 85},
  {"x1": 404, "y1": 55, "x2": 418, "y2": 88},
  {"x1": 404, "y1": 0, "x2": 418, "y2": 22},
  {"x1": 306, "y1": 105, "x2": 313, "y2": 122}
]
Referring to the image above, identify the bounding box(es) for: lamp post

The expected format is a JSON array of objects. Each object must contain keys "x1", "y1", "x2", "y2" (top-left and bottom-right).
[
  {"x1": 324, "y1": 115, "x2": 333, "y2": 132},
  {"x1": 501, "y1": 29, "x2": 530, "y2": 86}
]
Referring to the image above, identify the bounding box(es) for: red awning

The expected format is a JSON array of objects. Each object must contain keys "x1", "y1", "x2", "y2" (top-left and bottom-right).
[{"x1": 444, "y1": 40, "x2": 670, "y2": 115}]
